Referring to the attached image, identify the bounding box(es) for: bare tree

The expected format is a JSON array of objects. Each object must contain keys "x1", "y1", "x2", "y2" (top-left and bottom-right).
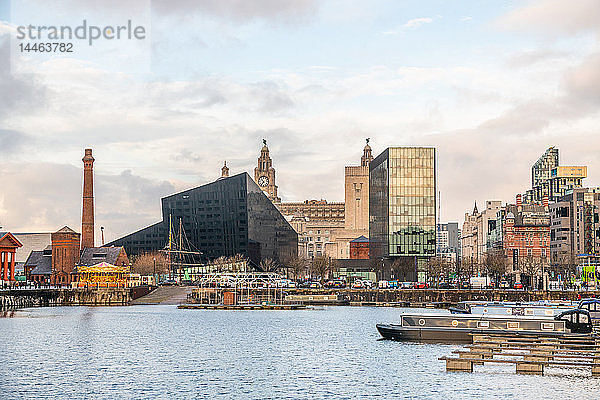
[
  {"x1": 482, "y1": 249, "x2": 508, "y2": 288},
  {"x1": 426, "y1": 256, "x2": 449, "y2": 288},
  {"x1": 310, "y1": 255, "x2": 333, "y2": 284},
  {"x1": 556, "y1": 251, "x2": 579, "y2": 289},
  {"x1": 131, "y1": 252, "x2": 170, "y2": 275},
  {"x1": 259, "y1": 258, "x2": 279, "y2": 273},
  {"x1": 390, "y1": 258, "x2": 415, "y2": 282},
  {"x1": 521, "y1": 255, "x2": 542, "y2": 290},
  {"x1": 286, "y1": 255, "x2": 308, "y2": 281}
]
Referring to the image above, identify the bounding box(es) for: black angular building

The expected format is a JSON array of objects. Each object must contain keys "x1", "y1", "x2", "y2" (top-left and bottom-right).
[{"x1": 107, "y1": 172, "x2": 297, "y2": 268}]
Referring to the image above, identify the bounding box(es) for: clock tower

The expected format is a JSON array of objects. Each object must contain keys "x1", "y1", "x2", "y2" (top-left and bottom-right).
[{"x1": 254, "y1": 139, "x2": 281, "y2": 203}]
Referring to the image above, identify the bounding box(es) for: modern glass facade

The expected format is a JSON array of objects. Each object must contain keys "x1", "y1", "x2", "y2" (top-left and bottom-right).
[
  {"x1": 369, "y1": 147, "x2": 436, "y2": 280},
  {"x1": 107, "y1": 173, "x2": 297, "y2": 268}
]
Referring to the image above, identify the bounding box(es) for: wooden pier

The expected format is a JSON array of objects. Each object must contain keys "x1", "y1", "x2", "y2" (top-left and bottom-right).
[{"x1": 440, "y1": 334, "x2": 600, "y2": 376}]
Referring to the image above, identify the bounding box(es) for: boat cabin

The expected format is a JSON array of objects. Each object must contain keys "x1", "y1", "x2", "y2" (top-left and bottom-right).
[{"x1": 554, "y1": 309, "x2": 593, "y2": 334}]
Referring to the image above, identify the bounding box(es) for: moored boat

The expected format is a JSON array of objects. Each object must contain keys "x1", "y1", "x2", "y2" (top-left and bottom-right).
[{"x1": 377, "y1": 309, "x2": 593, "y2": 343}]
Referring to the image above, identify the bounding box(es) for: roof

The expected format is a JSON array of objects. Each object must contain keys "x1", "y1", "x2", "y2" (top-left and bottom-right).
[
  {"x1": 55, "y1": 226, "x2": 76, "y2": 234},
  {"x1": 78, "y1": 247, "x2": 125, "y2": 267},
  {"x1": 73, "y1": 261, "x2": 129, "y2": 274},
  {"x1": 0, "y1": 232, "x2": 24, "y2": 248},
  {"x1": 13, "y1": 233, "x2": 52, "y2": 263},
  {"x1": 24, "y1": 250, "x2": 52, "y2": 275},
  {"x1": 350, "y1": 235, "x2": 369, "y2": 243}
]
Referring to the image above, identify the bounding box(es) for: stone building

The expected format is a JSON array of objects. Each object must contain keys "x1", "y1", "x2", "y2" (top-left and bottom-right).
[
  {"x1": 254, "y1": 139, "x2": 280, "y2": 203},
  {"x1": 349, "y1": 236, "x2": 369, "y2": 259},
  {"x1": 275, "y1": 140, "x2": 373, "y2": 260},
  {"x1": 0, "y1": 232, "x2": 22, "y2": 283},
  {"x1": 461, "y1": 200, "x2": 503, "y2": 275},
  {"x1": 550, "y1": 187, "x2": 600, "y2": 264}
]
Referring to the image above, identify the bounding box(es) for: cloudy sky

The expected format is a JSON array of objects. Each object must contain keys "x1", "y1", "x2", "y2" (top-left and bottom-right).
[{"x1": 1, "y1": 0, "x2": 600, "y2": 243}]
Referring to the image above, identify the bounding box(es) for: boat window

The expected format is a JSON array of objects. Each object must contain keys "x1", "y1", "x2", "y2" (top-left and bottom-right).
[
  {"x1": 541, "y1": 323, "x2": 554, "y2": 331},
  {"x1": 561, "y1": 313, "x2": 573, "y2": 323},
  {"x1": 525, "y1": 309, "x2": 534, "y2": 316},
  {"x1": 507, "y1": 322, "x2": 519, "y2": 330},
  {"x1": 477, "y1": 321, "x2": 489, "y2": 328},
  {"x1": 579, "y1": 313, "x2": 589, "y2": 324},
  {"x1": 545, "y1": 309, "x2": 553, "y2": 316}
]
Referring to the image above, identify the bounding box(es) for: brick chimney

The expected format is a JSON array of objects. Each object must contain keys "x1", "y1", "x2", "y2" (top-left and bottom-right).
[
  {"x1": 81, "y1": 149, "x2": 95, "y2": 249},
  {"x1": 516, "y1": 194, "x2": 522, "y2": 212},
  {"x1": 542, "y1": 195, "x2": 549, "y2": 211}
]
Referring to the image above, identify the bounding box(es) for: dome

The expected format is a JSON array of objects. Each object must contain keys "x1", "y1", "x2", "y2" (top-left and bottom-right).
[{"x1": 506, "y1": 212, "x2": 515, "y2": 219}]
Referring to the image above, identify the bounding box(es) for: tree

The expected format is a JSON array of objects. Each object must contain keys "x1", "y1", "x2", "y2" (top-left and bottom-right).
[
  {"x1": 390, "y1": 258, "x2": 415, "y2": 281},
  {"x1": 426, "y1": 256, "x2": 449, "y2": 288},
  {"x1": 131, "y1": 251, "x2": 170, "y2": 276},
  {"x1": 521, "y1": 255, "x2": 542, "y2": 290},
  {"x1": 259, "y1": 258, "x2": 279, "y2": 273},
  {"x1": 556, "y1": 251, "x2": 579, "y2": 289},
  {"x1": 482, "y1": 249, "x2": 508, "y2": 287},
  {"x1": 286, "y1": 255, "x2": 309, "y2": 281},
  {"x1": 310, "y1": 255, "x2": 333, "y2": 284}
]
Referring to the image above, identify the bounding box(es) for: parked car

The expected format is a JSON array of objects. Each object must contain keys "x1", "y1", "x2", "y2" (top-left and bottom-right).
[
  {"x1": 309, "y1": 281, "x2": 322, "y2": 288},
  {"x1": 499, "y1": 281, "x2": 510, "y2": 289},
  {"x1": 352, "y1": 280, "x2": 364, "y2": 289},
  {"x1": 363, "y1": 280, "x2": 373, "y2": 289},
  {"x1": 400, "y1": 282, "x2": 413, "y2": 289},
  {"x1": 513, "y1": 282, "x2": 523, "y2": 290},
  {"x1": 159, "y1": 280, "x2": 177, "y2": 286},
  {"x1": 388, "y1": 280, "x2": 399, "y2": 289},
  {"x1": 378, "y1": 280, "x2": 389, "y2": 289},
  {"x1": 333, "y1": 280, "x2": 346, "y2": 288},
  {"x1": 438, "y1": 282, "x2": 450, "y2": 289},
  {"x1": 414, "y1": 282, "x2": 428, "y2": 289}
]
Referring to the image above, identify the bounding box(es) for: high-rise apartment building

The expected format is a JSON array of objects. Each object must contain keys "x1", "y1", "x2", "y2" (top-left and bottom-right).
[
  {"x1": 369, "y1": 147, "x2": 436, "y2": 281},
  {"x1": 529, "y1": 147, "x2": 559, "y2": 203}
]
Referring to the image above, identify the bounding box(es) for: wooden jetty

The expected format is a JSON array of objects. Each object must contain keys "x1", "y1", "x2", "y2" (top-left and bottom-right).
[{"x1": 439, "y1": 333, "x2": 600, "y2": 376}]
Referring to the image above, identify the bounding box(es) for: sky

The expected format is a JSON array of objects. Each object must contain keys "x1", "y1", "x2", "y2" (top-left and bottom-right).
[{"x1": 1, "y1": 0, "x2": 600, "y2": 243}]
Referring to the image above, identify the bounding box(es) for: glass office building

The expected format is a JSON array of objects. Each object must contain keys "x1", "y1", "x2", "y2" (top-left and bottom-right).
[
  {"x1": 369, "y1": 147, "x2": 436, "y2": 280},
  {"x1": 108, "y1": 172, "x2": 297, "y2": 268}
]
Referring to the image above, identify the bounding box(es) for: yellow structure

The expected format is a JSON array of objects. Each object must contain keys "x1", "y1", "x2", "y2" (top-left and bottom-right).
[{"x1": 73, "y1": 262, "x2": 131, "y2": 287}]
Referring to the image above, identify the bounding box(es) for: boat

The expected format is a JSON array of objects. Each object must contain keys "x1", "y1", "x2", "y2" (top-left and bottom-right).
[
  {"x1": 376, "y1": 308, "x2": 593, "y2": 342},
  {"x1": 449, "y1": 300, "x2": 576, "y2": 317}
]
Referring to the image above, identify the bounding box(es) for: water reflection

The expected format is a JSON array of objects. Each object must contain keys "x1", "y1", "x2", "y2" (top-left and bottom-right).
[{"x1": 0, "y1": 306, "x2": 597, "y2": 399}]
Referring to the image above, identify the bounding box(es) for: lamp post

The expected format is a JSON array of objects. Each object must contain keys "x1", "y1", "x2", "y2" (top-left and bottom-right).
[{"x1": 153, "y1": 257, "x2": 156, "y2": 286}]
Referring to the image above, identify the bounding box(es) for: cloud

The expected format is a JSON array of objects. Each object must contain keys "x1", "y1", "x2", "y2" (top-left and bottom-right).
[
  {"x1": 497, "y1": 0, "x2": 600, "y2": 35},
  {"x1": 382, "y1": 16, "x2": 439, "y2": 35},
  {"x1": 403, "y1": 17, "x2": 434, "y2": 29},
  {"x1": 0, "y1": 129, "x2": 28, "y2": 155},
  {"x1": 507, "y1": 49, "x2": 572, "y2": 68},
  {"x1": 0, "y1": 162, "x2": 179, "y2": 242}
]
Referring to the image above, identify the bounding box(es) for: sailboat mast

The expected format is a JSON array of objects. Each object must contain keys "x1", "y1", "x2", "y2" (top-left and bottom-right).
[
  {"x1": 168, "y1": 214, "x2": 172, "y2": 281},
  {"x1": 179, "y1": 218, "x2": 183, "y2": 282}
]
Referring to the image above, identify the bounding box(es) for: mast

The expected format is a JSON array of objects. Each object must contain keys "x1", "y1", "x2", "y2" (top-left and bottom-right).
[
  {"x1": 168, "y1": 214, "x2": 172, "y2": 281},
  {"x1": 179, "y1": 217, "x2": 183, "y2": 283}
]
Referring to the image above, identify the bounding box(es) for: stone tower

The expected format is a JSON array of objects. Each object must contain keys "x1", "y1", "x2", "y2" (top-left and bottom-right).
[
  {"x1": 254, "y1": 139, "x2": 281, "y2": 203},
  {"x1": 344, "y1": 139, "x2": 372, "y2": 231},
  {"x1": 81, "y1": 148, "x2": 95, "y2": 249},
  {"x1": 221, "y1": 161, "x2": 229, "y2": 178}
]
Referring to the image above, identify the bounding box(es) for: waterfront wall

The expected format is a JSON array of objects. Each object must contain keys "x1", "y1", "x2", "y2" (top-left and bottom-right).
[
  {"x1": 0, "y1": 288, "x2": 131, "y2": 310},
  {"x1": 288, "y1": 289, "x2": 599, "y2": 304}
]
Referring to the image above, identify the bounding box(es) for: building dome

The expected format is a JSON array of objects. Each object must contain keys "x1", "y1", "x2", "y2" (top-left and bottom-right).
[{"x1": 506, "y1": 212, "x2": 515, "y2": 219}]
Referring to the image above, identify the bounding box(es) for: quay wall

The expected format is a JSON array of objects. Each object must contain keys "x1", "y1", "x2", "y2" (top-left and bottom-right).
[
  {"x1": 0, "y1": 288, "x2": 131, "y2": 310},
  {"x1": 288, "y1": 289, "x2": 598, "y2": 304}
]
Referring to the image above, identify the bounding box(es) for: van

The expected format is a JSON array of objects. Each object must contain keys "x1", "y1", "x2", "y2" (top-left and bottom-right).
[{"x1": 378, "y1": 280, "x2": 389, "y2": 289}]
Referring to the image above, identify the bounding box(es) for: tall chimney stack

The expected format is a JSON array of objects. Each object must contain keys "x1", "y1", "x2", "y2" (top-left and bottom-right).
[{"x1": 81, "y1": 148, "x2": 95, "y2": 249}]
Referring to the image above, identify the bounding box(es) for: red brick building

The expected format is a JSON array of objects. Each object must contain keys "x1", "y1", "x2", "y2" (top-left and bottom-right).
[
  {"x1": 51, "y1": 226, "x2": 81, "y2": 285},
  {"x1": 350, "y1": 235, "x2": 369, "y2": 259},
  {"x1": 502, "y1": 195, "x2": 550, "y2": 286}
]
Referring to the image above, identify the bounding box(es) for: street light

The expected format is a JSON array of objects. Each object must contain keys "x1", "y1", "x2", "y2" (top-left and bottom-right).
[{"x1": 153, "y1": 257, "x2": 156, "y2": 286}]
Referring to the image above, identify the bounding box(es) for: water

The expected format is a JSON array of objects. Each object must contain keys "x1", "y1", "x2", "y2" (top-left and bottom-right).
[{"x1": 0, "y1": 306, "x2": 598, "y2": 399}]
